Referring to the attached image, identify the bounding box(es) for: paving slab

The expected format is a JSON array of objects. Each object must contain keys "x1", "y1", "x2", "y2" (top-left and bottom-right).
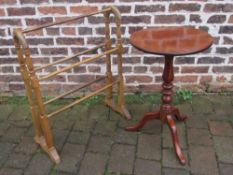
[
  {"x1": 4, "y1": 153, "x2": 31, "y2": 169},
  {"x1": 162, "y1": 149, "x2": 188, "y2": 169},
  {"x1": 0, "y1": 105, "x2": 14, "y2": 121},
  {"x1": 219, "y1": 163, "x2": 233, "y2": 175},
  {"x1": 209, "y1": 120, "x2": 233, "y2": 136},
  {"x1": 163, "y1": 168, "x2": 189, "y2": 175},
  {"x1": 8, "y1": 105, "x2": 30, "y2": 121},
  {"x1": 24, "y1": 154, "x2": 52, "y2": 175},
  {"x1": 189, "y1": 145, "x2": 218, "y2": 175},
  {"x1": 108, "y1": 144, "x2": 135, "y2": 174},
  {"x1": 134, "y1": 158, "x2": 161, "y2": 175},
  {"x1": 67, "y1": 131, "x2": 90, "y2": 145},
  {"x1": 113, "y1": 128, "x2": 137, "y2": 145},
  {"x1": 192, "y1": 96, "x2": 214, "y2": 114},
  {"x1": 187, "y1": 128, "x2": 213, "y2": 146},
  {"x1": 87, "y1": 135, "x2": 112, "y2": 154},
  {"x1": 54, "y1": 143, "x2": 85, "y2": 173},
  {"x1": 14, "y1": 137, "x2": 38, "y2": 155},
  {"x1": 137, "y1": 133, "x2": 161, "y2": 161},
  {"x1": 213, "y1": 136, "x2": 233, "y2": 163},
  {"x1": 0, "y1": 168, "x2": 23, "y2": 175},
  {"x1": 79, "y1": 153, "x2": 108, "y2": 175},
  {"x1": 93, "y1": 120, "x2": 117, "y2": 136}
]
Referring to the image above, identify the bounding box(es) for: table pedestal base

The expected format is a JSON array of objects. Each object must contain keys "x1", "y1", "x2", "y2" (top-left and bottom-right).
[
  {"x1": 126, "y1": 106, "x2": 187, "y2": 165},
  {"x1": 126, "y1": 55, "x2": 187, "y2": 165}
]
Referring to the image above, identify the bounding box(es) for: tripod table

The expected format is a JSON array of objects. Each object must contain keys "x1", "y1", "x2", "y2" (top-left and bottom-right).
[{"x1": 126, "y1": 27, "x2": 213, "y2": 165}]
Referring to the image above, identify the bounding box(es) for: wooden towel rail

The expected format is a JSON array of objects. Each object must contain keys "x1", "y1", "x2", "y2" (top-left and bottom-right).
[{"x1": 13, "y1": 6, "x2": 131, "y2": 164}]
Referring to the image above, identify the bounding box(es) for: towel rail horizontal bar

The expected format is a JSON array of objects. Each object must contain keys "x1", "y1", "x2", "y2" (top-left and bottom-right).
[
  {"x1": 23, "y1": 8, "x2": 112, "y2": 33},
  {"x1": 47, "y1": 80, "x2": 118, "y2": 118},
  {"x1": 39, "y1": 47, "x2": 118, "y2": 81},
  {"x1": 35, "y1": 43, "x2": 105, "y2": 72},
  {"x1": 44, "y1": 76, "x2": 105, "y2": 105}
]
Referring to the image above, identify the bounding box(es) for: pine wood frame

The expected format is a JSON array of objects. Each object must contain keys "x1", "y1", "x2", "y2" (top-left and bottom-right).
[{"x1": 13, "y1": 6, "x2": 131, "y2": 164}]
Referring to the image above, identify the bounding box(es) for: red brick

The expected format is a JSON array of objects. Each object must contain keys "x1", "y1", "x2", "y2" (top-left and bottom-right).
[
  {"x1": 87, "y1": 37, "x2": 104, "y2": 45},
  {"x1": 27, "y1": 38, "x2": 54, "y2": 46},
  {"x1": 46, "y1": 28, "x2": 60, "y2": 36},
  {"x1": 150, "y1": 66, "x2": 163, "y2": 74},
  {"x1": 190, "y1": 14, "x2": 202, "y2": 23},
  {"x1": 26, "y1": 17, "x2": 53, "y2": 26},
  {"x1": 216, "y1": 75, "x2": 227, "y2": 82},
  {"x1": 79, "y1": 27, "x2": 92, "y2": 35},
  {"x1": 73, "y1": 66, "x2": 86, "y2": 73},
  {"x1": 56, "y1": 38, "x2": 84, "y2": 45},
  {"x1": 135, "y1": 5, "x2": 165, "y2": 13},
  {"x1": 204, "y1": 3, "x2": 233, "y2": 12},
  {"x1": 126, "y1": 76, "x2": 152, "y2": 83},
  {"x1": 169, "y1": 3, "x2": 201, "y2": 12},
  {"x1": 87, "y1": 66, "x2": 101, "y2": 73},
  {"x1": 0, "y1": 29, "x2": 5, "y2": 36},
  {"x1": 0, "y1": 48, "x2": 9, "y2": 55},
  {"x1": 121, "y1": 57, "x2": 141, "y2": 64},
  {"x1": 198, "y1": 56, "x2": 225, "y2": 64},
  {"x1": 1, "y1": 67, "x2": 14, "y2": 73},
  {"x1": 212, "y1": 66, "x2": 233, "y2": 73},
  {"x1": 123, "y1": 66, "x2": 132, "y2": 73},
  {"x1": 68, "y1": 75, "x2": 96, "y2": 83},
  {"x1": 143, "y1": 57, "x2": 164, "y2": 64},
  {"x1": 200, "y1": 76, "x2": 212, "y2": 84},
  {"x1": 87, "y1": 0, "x2": 114, "y2": 2},
  {"x1": 0, "y1": 39, "x2": 12, "y2": 46},
  {"x1": 70, "y1": 6, "x2": 98, "y2": 14},
  {"x1": 134, "y1": 66, "x2": 147, "y2": 73},
  {"x1": 128, "y1": 26, "x2": 144, "y2": 34},
  {"x1": 0, "y1": 75, "x2": 22, "y2": 82},
  {"x1": 116, "y1": 6, "x2": 131, "y2": 13},
  {"x1": 229, "y1": 57, "x2": 233, "y2": 64},
  {"x1": 0, "y1": 8, "x2": 5, "y2": 16},
  {"x1": 208, "y1": 120, "x2": 233, "y2": 136},
  {"x1": 181, "y1": 66, "x2": 209, "y2": 73},
  {"x1": 41, "y1": 48, "x2": 68, "y2": 55},
  {"x1": 175, "y1": 57, "x2": 195, "y2": 64},
  {"x1": 229, "y1": 15, "x2": 233, "y2": 23},
  {"x1": 0, "y1": 0, "x2": 16, "y2": 5},
  {"x1": 219, "y1": 26, "x2": 233, "y2": 34},
  {"x1": 155, "y1": 15, "x2": 185, "y2": 24},
  {"x1": 223, "y1": 36, "x2": 233, "y2": 45},
  {"x1": 175, "y1": 76, "x2": 198, "y2": 83},
  {"x1": 20, "y1": 0, "x2": 49, "y2": 4},
  {"x1": 7, "y1": 7, "x2": 35, "y2": 16},
  {"x1": 122, "y1": 16, "x2": 151, "y2": 24},
  {"x1": 138, "y1": 84, "x2": 161, "y2": 93},
  {"x1": 54, "y1": 0, "x2": 81, "y2": 2},
  {"x1": 207, "y1": 15, "x2": 226, "y2": 23},
  {"x1": 0, "y1": 19, "x2": 21, "y2": 26},
  {"x1": 62, "y1": 27, "x2": 76, "y2": 35},
  {"x1": 9, "y1": 84, "x2": 24, "y2": 91},
  {"x1": 38, "y1": 6, "x2": 66, "y2": 15}
]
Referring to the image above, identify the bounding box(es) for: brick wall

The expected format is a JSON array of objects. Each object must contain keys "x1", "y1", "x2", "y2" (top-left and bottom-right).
[{"x1": 0, "y1": 0, "x2": 233, "y2": 96}]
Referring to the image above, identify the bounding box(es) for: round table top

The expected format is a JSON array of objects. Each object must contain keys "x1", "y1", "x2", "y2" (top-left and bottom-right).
[{"x1": 130, "y1": 27, "x2": 214, "y2": 56}]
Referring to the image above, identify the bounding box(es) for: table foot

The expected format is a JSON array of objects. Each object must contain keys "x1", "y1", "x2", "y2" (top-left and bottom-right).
[
  {"x1": 172, "y1": 106, "x2": 187, "y2": 121},
  {"x1": 166, "y1": 114, "x2": 186, "y2": 165},
  {"x1": 125, "y1": 111, "x2": 160, "y2": 131}
]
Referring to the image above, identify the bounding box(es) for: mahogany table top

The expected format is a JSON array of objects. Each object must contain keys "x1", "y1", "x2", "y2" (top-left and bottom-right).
[{"x1": 130, "y1": 27, "x2": 214, "y2": 56}]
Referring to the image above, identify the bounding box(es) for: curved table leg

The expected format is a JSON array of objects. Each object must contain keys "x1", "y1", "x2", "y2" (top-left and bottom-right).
[
  {"x1": 125, "y1": 111, "x2": 160, "y2": 131},
  {"x1": 166, "y1": 114, "x2": 186, "y2": 165},
  {"x1": 172, "y1": 106, "x2": 187, "y2": 121}
]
